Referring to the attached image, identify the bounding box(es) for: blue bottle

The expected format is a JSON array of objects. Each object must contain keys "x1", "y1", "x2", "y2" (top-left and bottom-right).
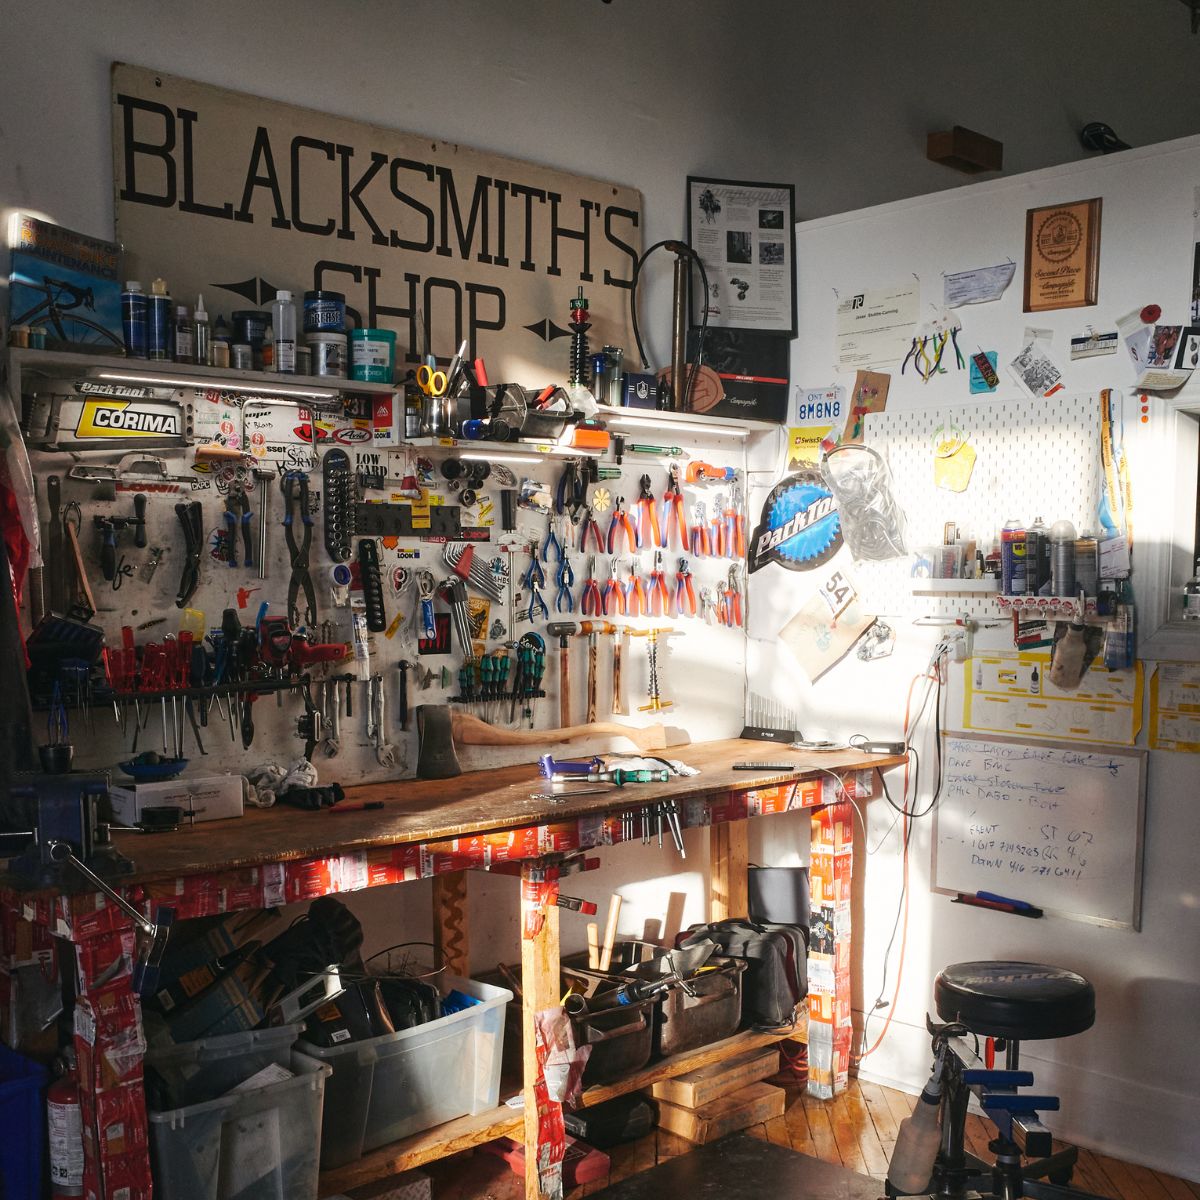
[
  {"x1": 147, "y1": 277, "x2": 172, "y2": 361},
  {"x1": 121, "y1": 281, "x2": 148, "y2": 358}
]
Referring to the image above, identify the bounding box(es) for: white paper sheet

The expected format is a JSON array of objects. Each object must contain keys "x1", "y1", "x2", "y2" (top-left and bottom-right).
[
  {"x1": 835, "y1": 284, "x2": 918, "y2": 370},
  {"x1": 943, "y1": 262, "x2": 1016, "y2": 307}
]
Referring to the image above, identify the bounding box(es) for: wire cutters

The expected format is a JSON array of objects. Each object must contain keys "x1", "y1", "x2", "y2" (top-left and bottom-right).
[
  {"x1": 282, "y1": 470, "x2": 317, "y2": 628},
  {"x1": 661, "y1": 464, "x2": 690, "y2": 550},
  {"x1": 579, "y1": 502, "x2": 605, "y2": 553},
  {"x1": 606, "y1": 497, "x2": 638, "y2": 554},
  {"x1": 525, "y1": 580, "x2": 549, "y2": 622},
  {"x1": 623, "y1": 562, "x2": 647, "y2": 617},
  {"x1": 636, "y1": 474, "x2": 661, "y2": 548},
  {"x1": 690, "y1": 501, "x2": 711, "y2": 558},
  {"x1": 647, "y1": 550, "x2": 670, "y2": 617},
  {"x1": 223, "y1": 485, "x2": 253, "y2": 568},
  {"x1": 174, "y1": 500, "x2": 204, "y2": 608},
  {"x1": 542, "y1": 515, "x2": 565, "y2": 564},
  {"x1": 580, "y1": 554, "x2": 602, "y2": 616},
  {"x1": 675, "y1": 557, "x2": 696, "y2": 616},
  {"x1": 602, "y1": 556, "x2": 626, "y2": 616},
  {"x1": 555, "y1": 556, "x2": 575, "y2": 612},
  {"x1": 522, "y1": 550, "x2": 546, "y2": 592}
]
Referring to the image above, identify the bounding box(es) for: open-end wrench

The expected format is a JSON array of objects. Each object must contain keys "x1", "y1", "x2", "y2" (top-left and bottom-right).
[
  {"x1": 371, "y1": 675, "x2": 396, "y2": 767},
  {"x1": 322, "y1": 678, "x2": 341, "y2": 758}
]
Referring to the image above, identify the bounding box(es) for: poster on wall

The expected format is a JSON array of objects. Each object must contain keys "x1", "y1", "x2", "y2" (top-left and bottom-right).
[
  {"x1": 111, "y1": 64, "x2": 642, "y2": 383},
  {"x1": 686, "y1": 176, "x2": 796, "y2": 336}
]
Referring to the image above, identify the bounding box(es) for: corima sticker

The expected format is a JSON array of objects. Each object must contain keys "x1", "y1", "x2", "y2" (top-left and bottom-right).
[
  {"x1": 74, "y1": 398, "x2": 181, "y2": 438},
  {"x1": 748, "y1": 470, "x2": 842, "y2": 573}
]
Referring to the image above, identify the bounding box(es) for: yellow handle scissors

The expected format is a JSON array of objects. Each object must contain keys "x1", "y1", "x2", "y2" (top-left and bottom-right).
[{"x1": 417, "y1": 364, "x2": 448, "y2": 397}]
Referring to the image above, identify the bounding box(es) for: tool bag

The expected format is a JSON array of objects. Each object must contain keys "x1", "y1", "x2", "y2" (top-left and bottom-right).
[{"x1": 677, "y1": 920, "x2": 807, "y2": 1028}]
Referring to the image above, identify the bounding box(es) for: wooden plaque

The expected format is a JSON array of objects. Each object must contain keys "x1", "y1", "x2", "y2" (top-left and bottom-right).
[{"x1": 1023, "y1": 197, "x2": 1102, "y2": 311}]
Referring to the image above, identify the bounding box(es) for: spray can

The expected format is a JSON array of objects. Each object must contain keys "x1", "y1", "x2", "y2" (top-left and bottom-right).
[
  {"x1": 1050, "y1": 520, "x2": 1077, "y2": 597},
  {"x1": 194, "y1": 294, "x2": 211, "y2": 366},
  {"x1": 147, "y1": 278, "x2": 172, "y2": 361},
  {"x1": 120, "y1": 281, "x2": 147, "y2": 358},
  {"x1": 1075, "y1": 530, "x2": 1099, "y2": 597},
  {"x1": 270, "y1": 290, "x2": 297, "y2": 374},
  {"x1": 173, "y1": 304, "x2": 195, "y2": 363},
  {"x1": 1000, "y1": 519, "x2": 1026, "y2": 596},
  {"x1": 1026, "y1": 516, "x2": 1049, "y2": 595}
]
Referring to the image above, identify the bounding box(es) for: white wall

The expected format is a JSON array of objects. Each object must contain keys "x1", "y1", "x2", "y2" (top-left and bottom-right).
[{"x1": 781, "y1": 138, "x2": 1200, "y2": 1181}]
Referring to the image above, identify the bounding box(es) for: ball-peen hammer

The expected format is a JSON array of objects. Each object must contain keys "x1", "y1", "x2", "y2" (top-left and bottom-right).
[{"x1": 546, "y1": 620, "x2": 578, "y2": 726}]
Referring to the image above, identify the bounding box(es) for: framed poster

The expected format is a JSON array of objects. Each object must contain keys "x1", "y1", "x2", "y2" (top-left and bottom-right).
[
  {"x1": 1023, "y1": 197, "x2": 1102, "y2": 312},
  {"x1": 687, "y1": 176, "x2": 796, "y2": 336}
]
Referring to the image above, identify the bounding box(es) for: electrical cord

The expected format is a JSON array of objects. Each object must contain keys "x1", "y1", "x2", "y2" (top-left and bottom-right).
[{"x1": 629, "y1": 239, "x2": 711, "y2": 412}]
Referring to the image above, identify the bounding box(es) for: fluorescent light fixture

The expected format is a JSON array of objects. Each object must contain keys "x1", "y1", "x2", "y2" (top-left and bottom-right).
[
  {"x1": 606, "y1": 414, "x2": 749, "y2": 438},
  {"x1": 95, "y1": 372, "x2": 338, "y2": 402}
]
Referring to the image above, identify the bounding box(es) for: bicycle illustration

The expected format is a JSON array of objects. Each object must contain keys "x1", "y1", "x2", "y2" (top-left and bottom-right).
[{"x1": 11, "y1": 276, "x2": 124, "y2": 351}]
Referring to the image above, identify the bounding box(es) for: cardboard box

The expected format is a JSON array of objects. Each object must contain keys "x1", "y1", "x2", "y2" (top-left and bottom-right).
[
  {"x1": 651, "y1": 1045, "x2": 780, "y2": 1109},
  {"x1": 108, "y1": 774, "x2": 244, "y2": 826},
  {"x1": 656, "y1": 1080, "x2": 786, "y2": 1144}
]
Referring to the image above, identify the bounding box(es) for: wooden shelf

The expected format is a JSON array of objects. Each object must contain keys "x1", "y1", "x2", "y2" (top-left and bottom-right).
[
  {"x1": 318, "y1": 1103, "x2": 523, "y2": 1196},
  {"x1": 316, "y1": 1010, "x2": 806, "y2": 1196}
]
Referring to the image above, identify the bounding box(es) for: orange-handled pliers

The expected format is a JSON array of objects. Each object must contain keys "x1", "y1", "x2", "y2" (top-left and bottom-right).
[
  {"x1": 662, "y1": 464, "x2": 690, "y2": 551},
  {"x1": 623, "y1": 560, "x2": 648, "y2": 617},
  {"x1": 636, "y1": 474, "x2": 661, "y2": 549},
  {"x1": 691, "y1": 501, "x2": 711, "y2": 558},
  {"x1": 579, "y1": 503, "x2": 605, "y2": 553},
  {"x1": 580, "y1": 555, "x2": 602, "y2": 616},
  {"x1": 602, "y1": 556, "x2": 626, "y2": 616},
  {"x1": 606, "y1": 497, "x2": 638, "y2": 554},
  {"x1": 647, "y1": 551, "x2": 671, "y2": 617},
  {"x1": 723, "y1": 564, "x2": 744, "y2": 627},
  {"x1": 675, "y1": 558, "x2": 696, "y2": 617}
]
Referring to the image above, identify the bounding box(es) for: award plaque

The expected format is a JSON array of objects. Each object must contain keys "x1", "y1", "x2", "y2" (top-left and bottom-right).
[{"x1": 1023, "y1": 198, "x2": 1102, "y2": 312}]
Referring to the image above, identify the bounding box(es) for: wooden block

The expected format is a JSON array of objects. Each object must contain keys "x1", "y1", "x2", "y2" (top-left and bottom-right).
[
  {"x1": 651, "y1": 1045, "x2": 780, "y2": 1109},
  {"x1": 656, "y1": 1081, "x2": 786, "y2": 1144},
  {"x1": 927, "y1": 126, "x2": 1003, "y2": 174}
]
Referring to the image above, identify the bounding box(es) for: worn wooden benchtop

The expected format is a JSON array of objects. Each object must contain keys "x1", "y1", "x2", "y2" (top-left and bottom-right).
[{"x1": 9, "y1": 740, "x2": 906, "y2": 889}]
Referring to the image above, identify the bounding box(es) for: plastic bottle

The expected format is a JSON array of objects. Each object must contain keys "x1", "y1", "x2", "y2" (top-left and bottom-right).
[
  {"x1": 270, "y1": 289, "x2": 297, "y2": 374},
  {"x1": 1000, "y1": 518, "x2": 1026, "y2": 596},
  {"x1": 887, "y1": 1060, "x2": 944, "y2": 1193},
  {"x1": 194, "y1": 294, "x2": 211, "y2": 366},
  {"x1": 1049, "y1": 619, "x2": 1089, "y2": 690},
  {"x1": 120, "y1": 281, "x2": 147, "y2": 358},
  {"x1": 147, "y1": 277, "x2": 171, "y2": 361},
  {"x1": 212, "y1": 315, "x2": 231, "y2": 368},
  {"x1": 1050, "y1": 520, "x2": 1077, "y2": 597},
  {"x1": 261, "y1": 323, "x2": 275, "y2": 370},
  {"x1": 173, "y1": 304, "x2": 195, "y2": 363},
  {"x1": 1184, "y1": 559, "x2": 1200, "y2": 620}
]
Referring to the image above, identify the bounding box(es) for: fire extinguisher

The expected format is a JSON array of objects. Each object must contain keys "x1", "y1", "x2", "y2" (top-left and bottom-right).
[{"x1": 47, "y1": 1048, "x2": 84, "y2": 1199}]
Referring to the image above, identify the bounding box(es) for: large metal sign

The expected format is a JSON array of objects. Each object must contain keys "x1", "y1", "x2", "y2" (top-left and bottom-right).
[{"x1": 111, "y1": 63, "x2": 642, "y2": 383}]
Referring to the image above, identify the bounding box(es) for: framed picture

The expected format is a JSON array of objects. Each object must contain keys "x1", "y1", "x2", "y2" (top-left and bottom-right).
[
  {"x1": 687, "y1": 176, "x2": 796, "y2": 336},
  {"x1": 1023, "y1": 197, "x2": 1102, "y2": 312}
]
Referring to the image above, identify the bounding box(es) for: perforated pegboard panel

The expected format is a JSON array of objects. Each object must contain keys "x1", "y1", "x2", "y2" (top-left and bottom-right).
[{"x1": 856, "y1": 392, "x2": 1104, "y2": 620}]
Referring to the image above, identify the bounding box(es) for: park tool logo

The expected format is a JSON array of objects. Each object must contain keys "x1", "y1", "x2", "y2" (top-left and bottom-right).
[
  {"x1": 748, "y1": 470, "x2": 842, "y2": 573},
  {"x1": 75, "y1": 397, "x2": 182, "y2": 439}
]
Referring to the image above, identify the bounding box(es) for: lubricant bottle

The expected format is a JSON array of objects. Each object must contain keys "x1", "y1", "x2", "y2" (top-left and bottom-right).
[
  {"x1": 173, "y1": 304, "x2": 195, "y2": 364},
  {"x1": 120, "y1": 280, "x2": 147, "y2": 358},
  {"x1": 270, "y1": 289, "x2": 297, "y2": 374},
  {"x1": 1050, "y1": 520, "x2": 1077, "y2": 597},
  {"x1": 1000, "y1": 518, "x2": 1026, "y2": 596},
  {"x1": 194, "y1": 294, "x2": 211, "y2": 366},
  {"x1": 1026, "y1": 516, "x2": 1050, "y2": 594},
  {"x1": 887, "y1": 1054, "x2": 944, "y2": 1194},
  {"x1": 147, "y1": 277, "x2": 171, "y2": 361}
]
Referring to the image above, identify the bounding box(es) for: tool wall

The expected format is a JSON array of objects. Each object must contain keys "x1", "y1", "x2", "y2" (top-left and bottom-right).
[{"x1": 17, "y1": 365, "x2": 751, "y2": 787}]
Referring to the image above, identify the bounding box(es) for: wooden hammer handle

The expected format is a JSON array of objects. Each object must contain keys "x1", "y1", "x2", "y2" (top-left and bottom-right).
[
  {"x1": 599, "y1": 895, "x2": 622, "y2": 972},
  {"x1": 611, "y1": 635, "x2": 623, "y2": 716},
  {"x1": 587, "y1": 639, "x2": 598, "y2": 724}
]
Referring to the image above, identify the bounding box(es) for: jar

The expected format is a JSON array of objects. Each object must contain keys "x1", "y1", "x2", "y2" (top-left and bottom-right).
[
  {"x1": 349, "y1": 328, "x2": 396, "y2": 383},
  {"x1": 309, "y1": 332, "x2": 348, "y2": 378}
]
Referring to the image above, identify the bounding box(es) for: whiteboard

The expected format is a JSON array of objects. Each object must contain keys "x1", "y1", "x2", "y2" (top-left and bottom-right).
[{"x1": 933, "y1": 732, "x2": 1147, "y2": 928}]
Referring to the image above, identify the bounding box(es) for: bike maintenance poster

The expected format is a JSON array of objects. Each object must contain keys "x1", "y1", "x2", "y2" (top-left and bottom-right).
[
  {"x1": 111, "y1": 64, "x2": 642, "y2": 382},
  {"x1": 6, "y1": 213, "x2": 122, "y2": 350}
]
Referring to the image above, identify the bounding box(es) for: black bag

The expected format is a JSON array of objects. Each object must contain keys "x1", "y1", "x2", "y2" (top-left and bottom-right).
[{"x1": 677, "y1": 919, "x2": 807, "y2": 1028}]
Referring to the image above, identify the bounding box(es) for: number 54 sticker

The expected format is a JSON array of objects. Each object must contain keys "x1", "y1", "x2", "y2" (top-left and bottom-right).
[{"x1": 819, "y1": 569, "x2": 856, "y2": 620}]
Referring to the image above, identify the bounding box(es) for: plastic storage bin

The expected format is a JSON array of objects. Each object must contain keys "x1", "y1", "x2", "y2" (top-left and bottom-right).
[
  {"x1": 145, "y1": 1024, "x2": 300, "y2": 1108},
  {"x1": 299, "y1": 974, "x2": 512, "y2": 1170},
  {"x1": 148, "y1": 1050, "x2": 330, "y2": 1200},
  {"x1": 0, "y1": 1043, "x2": 47, "y2": 1200}
]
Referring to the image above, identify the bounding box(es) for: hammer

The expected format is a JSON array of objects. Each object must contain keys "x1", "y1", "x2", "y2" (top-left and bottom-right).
[
  {"x1": 546, "y1": 621, "x2": 578, "y2": 726},
  {"x1": 578, "y1": 620, "x2": 617, "y2": 722}
]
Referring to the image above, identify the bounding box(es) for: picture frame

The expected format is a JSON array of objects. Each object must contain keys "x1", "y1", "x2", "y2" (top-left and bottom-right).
[
  {"x1": 686, "y1": 175, "x2": 797, "y2": 336},
  {"x1": 1023, "y1": 197, "x2": 1102, "y2": 312}
]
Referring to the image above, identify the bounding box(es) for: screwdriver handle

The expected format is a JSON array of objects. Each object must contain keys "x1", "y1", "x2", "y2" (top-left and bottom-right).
[{"x1": 133, "y1": 494, "x2": 148, "y2": 548}]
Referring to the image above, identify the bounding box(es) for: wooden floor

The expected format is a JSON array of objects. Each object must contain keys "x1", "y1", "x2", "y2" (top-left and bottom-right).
[{"x1": 412, "y1": 1073, "x2": 1199, "y2": 1200}]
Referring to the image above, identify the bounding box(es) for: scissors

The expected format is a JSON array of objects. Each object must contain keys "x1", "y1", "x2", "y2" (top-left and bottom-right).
[{"x1": 417, "y1": 364, "x2": 448, "y2": 396}]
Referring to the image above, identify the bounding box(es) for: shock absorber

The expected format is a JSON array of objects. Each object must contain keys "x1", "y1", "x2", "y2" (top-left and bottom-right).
[{"x1": 568, "y1": 285, "x2": 591, "y2": 388}]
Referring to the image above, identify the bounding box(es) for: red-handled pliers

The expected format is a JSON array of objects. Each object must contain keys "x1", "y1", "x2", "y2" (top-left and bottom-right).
[
  {"x1": 712, "y1": 494, "x2": 728, "y2": 558},
  {"x1": 723, "y1": 564, "x2": 743, "y2": 627},
  {"x1": 636, "y1": 474, "x2": 661, "y2": 549},
  {"x1": 580, "y1": 555, "x2": 602, "y2": 616},
  {"x1": 675, "y1": 558, "x2": 696, "y2": 617},
  {"x1": 662, "y1": 464, "x2": 690, "y2": 551},
  {"x1": 647, "y1": 551, "x2": 671, "y2": 617},
  {"x1": 690, "y1": 501, "x2": 711, "y2": 558},
  {"x1": 602, "y1": 556, "x2": 626, "y2": 616},
  {"x1": 579, "y1": 503, "x2": 605, "y2": 553},
  {"x1": 606, "y1": 497, "x2": 638, "y2": 554},
  {"x1": 623, "y1": 562, "x2": 647, "y2": 617}
]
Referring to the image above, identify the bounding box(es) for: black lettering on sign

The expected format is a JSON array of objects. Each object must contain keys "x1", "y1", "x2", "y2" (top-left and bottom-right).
[
  {"x1": 492, "y1": 178, "x2": 510, "y2": 267},
  {"x1": 425, "y1": 277, "x2": 464, "y2": 354},
  {"x1": 366, "y1": 268, "x2": 421, "y2": 363},
  {"x1": 290, "y1": 136, "x2": 336, "y2": 235},
  {"x1": 466, "y1": 283, "x2": 505, "y2": 355},
  {"x1": 389, "y1": 159, "x2": 436, "y2": 253},
  {"x1": 177, "y1": 108, "x2": 233, "y2": 220},
  {"x1": 315, "y1": 260, "x2": 363, "y2": 326},
  {"x1": 604, "y1": 206, "x2": 640, "y2": 289},
  {"x1": 336, "y1": 145, "x2": 388, "y2": 244},
  {"x1": 547, "y1": 193, "x2": 594, "y2": 280},
  {"x1": 117, "y1": 93, "x2": 176, "y2": 207},
  {"x1": 236, "y1": 127, "x2": 292, "y2": 229},
  {"x1": 509, "y1": 183, "x2": 547, "y2": 272},
  {"x1": 437, "y1": 169, "x2": 493, "y2": 264}
]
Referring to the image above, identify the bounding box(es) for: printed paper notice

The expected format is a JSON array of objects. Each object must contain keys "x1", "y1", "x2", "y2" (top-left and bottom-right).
[
  {"x1": 1149, "y1": 661, "x2": 1200, "y2": 752},
  {"x1": 944, "y1": 262, "x2": 1016, "y2": 307},
  {"x1": 963, "y1": 650, "x2": 1143, "y2": 746},
  {"x1": 787, "y1": 384, "x2": 843, "y2": 468},
  {"x1": 835, "y1": 284, "x2": 918, "y2": 371}
]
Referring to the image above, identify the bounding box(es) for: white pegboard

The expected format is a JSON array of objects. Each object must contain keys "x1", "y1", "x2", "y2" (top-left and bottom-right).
[{"x1": 855, "y1": 392, "x2": 1104, "y2": 620}]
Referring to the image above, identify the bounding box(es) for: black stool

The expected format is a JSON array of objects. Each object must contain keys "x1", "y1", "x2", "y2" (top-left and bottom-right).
[{"x1": 899, "y1": 961, "x2": 1100, "y2": 1200}]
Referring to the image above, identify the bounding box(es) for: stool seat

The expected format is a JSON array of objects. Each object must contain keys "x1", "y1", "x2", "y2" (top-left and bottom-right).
[{"x1": 935, "y1": 961, "x2": 1095, "y2": 1041}]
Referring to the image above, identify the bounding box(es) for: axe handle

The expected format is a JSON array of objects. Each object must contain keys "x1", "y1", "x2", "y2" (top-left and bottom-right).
[{"x1": 559, "y1": 639, "x2": 570, "y2": 727}]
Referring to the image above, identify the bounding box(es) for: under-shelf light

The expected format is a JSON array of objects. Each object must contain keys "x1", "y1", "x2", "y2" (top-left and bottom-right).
[
  {"x1": 606, "y1": 413, "x2": 749, "y2": 438},
  {"x1": 95, "y1": 372, "x2": 339, "y2": 402}
]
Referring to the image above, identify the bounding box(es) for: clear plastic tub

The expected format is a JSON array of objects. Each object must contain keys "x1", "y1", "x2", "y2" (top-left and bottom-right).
[
  {"x1": 299, "y1": 974, "x2": 512, "y2": 1170},
  {"x1": 148, "y1": 1050, "x2": 330, "y2": 1200},
  {"x1": 146, "y1": 1025, "x2": 300, "y2": 1108}
]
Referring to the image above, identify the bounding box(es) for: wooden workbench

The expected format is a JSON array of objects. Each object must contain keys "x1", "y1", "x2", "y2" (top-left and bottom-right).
[{"x1": 1, "y1": 738, "x2": 905, "y2": 1200}]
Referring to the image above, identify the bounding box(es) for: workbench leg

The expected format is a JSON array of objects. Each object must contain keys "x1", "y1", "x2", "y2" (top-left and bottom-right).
[
  {"x1": 520, "y1": 861, "x2": 562, "y2": 1200},
  {"x1": 432, "y1": 870, "x2": 470, "y2": 976},
  {"x1": 709, "y1": 819, "x2": 749, "y2": 921}
]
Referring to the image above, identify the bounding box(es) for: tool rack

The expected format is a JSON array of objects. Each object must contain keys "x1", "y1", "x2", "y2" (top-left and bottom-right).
[{"x1": 0, "y1": 740, "x2": 904, "y2": 1200}]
